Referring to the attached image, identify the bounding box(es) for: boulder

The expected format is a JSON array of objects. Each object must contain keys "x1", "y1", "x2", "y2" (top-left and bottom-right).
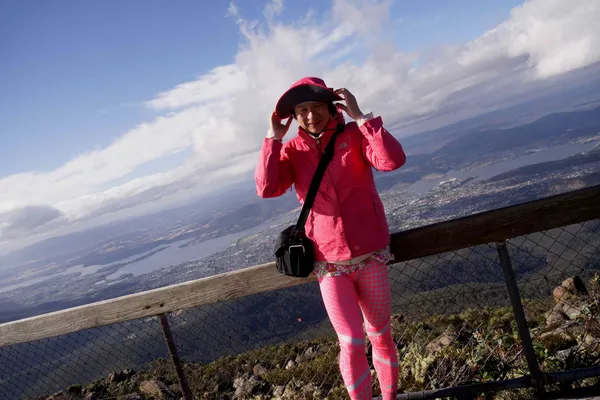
[
  {"x1": 253, "y1": 364, "x2": 269, "y2": 377},
  {"x1": 273, "y1": 385, "x2": 286, "y2": 397},
  {"x1": 426, "y1": 330, "x2": 458, "y2": 354},
  {"x1": 553, "y1": 345, "x2": 579, "y2": 363},
  {"x1": 540, "y1": 326, "x2": 570, "y2": 339},
  {"x1": 140, "y1": 380, "x2": 171, "y2": 399},
  {"x1": 233, "y1": 376, "x2": 254, "y2": 398},
  {"x1": 546, "y1": 310, "x2": 568, "y2": 326},
  {"x1": 301, "y1": 383, "x2": 322, "y2": 398},
  {"x1": 282, "y1": 383, "x2": 298, "y2": 399},
  {"x1": 561, "y1": 276, "x2": 588, "y2": 296},
  {"x1": 233, "y1": 374, "x2": 267, "y2": 398},
  {"x1": 553, "y1": 276, "x2": 589, "y2": 303},
  {"x1": 295, "y1": 346, "x2": 318, "y2": 364},
  {"x1": 561, "y1": 303, "x2": 582, "y2": 320},
  {"x1": 553, "y1": 286, "x2": 571, "y2": 303}
]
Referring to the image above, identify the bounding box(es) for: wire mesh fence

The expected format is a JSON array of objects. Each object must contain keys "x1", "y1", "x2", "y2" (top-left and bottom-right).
[
  {"x1": 508, "y1": 219, "x2": 600, "y2": 388},
  {"x1": 0, "y1": 316, "x2": 169, "y2": 399},
  {"x1": 0, "y1": 219, "x2": 599, "y2": 400}
]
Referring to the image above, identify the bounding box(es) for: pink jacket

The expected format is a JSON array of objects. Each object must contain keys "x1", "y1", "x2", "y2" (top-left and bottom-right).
[{"x1": 255, "y1": 113, "x2": 406, "y2": 262}]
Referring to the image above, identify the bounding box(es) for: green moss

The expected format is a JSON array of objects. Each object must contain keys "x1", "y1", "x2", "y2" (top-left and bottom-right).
[{"x1": 537, "y1": 333, "x2": 577, "y2": 354}]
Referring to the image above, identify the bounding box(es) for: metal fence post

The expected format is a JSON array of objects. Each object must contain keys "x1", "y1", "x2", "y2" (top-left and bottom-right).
[
  {"x1": 159, "y1": 313, "x2": 193, "y2": 400},
  {"x1": 496, "y1": 241, "x2": 546, "y2": 397}
]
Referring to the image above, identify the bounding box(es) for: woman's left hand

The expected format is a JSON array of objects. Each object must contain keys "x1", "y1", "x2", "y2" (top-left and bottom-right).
[{"x1": 334, "y1": 88, "x2": 364, "y2": 120}]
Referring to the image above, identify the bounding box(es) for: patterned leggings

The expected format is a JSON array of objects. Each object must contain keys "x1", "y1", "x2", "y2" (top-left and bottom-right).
[{"x1": 318, "y1": 259, "x2": 399, "y2": 400}]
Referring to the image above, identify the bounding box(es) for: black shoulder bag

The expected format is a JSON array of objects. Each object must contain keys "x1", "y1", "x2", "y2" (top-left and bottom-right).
[{"x1": 274, "y1": 123, "x2": 344, "y2": 277}]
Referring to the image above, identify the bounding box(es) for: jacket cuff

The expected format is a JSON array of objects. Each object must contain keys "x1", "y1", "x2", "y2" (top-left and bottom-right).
[
  {"x1": 264, "y1": 137, "x2": 283, "y2": 148},
  {"x1": 356, "y1": 112, "x2": 374, "y2": 127},
  {"x1": 358, "y1": 115, "x2": 383, "y2": 138},
  {"x1": 265, "y1": 129, "x2": 283, "y2": 142}
]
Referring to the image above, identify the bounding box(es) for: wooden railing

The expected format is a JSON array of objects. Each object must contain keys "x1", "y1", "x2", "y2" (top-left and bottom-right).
[{"x1": 1, "y1": 185, "x2": 598, "y2": 348}]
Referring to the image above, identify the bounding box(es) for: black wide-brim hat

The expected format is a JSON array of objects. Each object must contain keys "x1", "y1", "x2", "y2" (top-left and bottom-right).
[{"x1": 275, "y1": 77, "x2": 342, "y2": 119}]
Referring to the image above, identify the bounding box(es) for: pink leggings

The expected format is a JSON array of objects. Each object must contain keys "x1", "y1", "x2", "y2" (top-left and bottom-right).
[{"x1": 318, "y1": 259, "x2": 399, "y2": 400}]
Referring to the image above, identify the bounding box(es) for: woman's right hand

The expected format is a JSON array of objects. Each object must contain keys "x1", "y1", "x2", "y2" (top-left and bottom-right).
[{"x1": 269, "y1": 112, "x2": 293, "y2": 141}]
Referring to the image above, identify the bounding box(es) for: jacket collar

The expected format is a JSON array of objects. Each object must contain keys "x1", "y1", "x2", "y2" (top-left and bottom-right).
[{"x1": 297, "y1": 112, "x2": 346, "y2": 144}]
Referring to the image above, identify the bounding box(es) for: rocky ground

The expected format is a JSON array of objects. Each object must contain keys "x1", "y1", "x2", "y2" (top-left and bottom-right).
[{"x1": 39, "y1": 274, "x2": 600, "y2": 400}]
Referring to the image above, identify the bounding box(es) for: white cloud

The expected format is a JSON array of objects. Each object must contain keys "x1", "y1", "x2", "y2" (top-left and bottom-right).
[
  {"x1": 147, "y1": 65, "x2": 248, "y2": 111},
  {"x1": 264, "y1": 0, "x2": 284, "y2": 21},
  {"x1": 1, "y1": 0, "x2": 599, "y2": 251},
  {"x1": 460, "y1": 0, "x2": 600, "y2": 79}
]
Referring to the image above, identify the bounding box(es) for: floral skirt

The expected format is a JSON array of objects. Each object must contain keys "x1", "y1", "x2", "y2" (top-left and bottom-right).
[{"x1": 312, "y1": 246, "x2": 394, "y2": 279}]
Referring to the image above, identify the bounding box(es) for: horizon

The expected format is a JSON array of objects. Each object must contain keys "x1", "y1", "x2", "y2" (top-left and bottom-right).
[{"x1": 1, "y1": 0, "x2": 600, "y2": 255}]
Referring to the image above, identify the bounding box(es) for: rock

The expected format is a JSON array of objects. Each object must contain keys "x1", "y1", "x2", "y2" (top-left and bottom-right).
[
  {"x1": 108, "y1": 368, "x2": 135, "y2": 383},
  {"x1": 304, "y1": 346, "x2": 317, "y2": 358},
  {"x1": 253, "y1": 363, "x2": 269, "y2": 377},
  {"x1": 296, "y1": 346, "x2": 318, "y2": 363},
  {"x1": 282, "y1": 383, "x2": 298, "y2": 399},
  {"x1": 551, "y1": 299, "x2": 585, "y2": 322},
  {"x1": 140, "y1": 380, "x2": 171, "y2": 399},
  {"x1": 233, "y1": 375, "x2": 266, "y2": 398},
  {"x1": 562, "y1": 303, "x2": 582, "y2": 320},
  {"x1": 301, "y1": 383, "x2": 322, "y2": 397},
  {"x1": 426, "y1": 330, "x2": 458, "y2": 354},
  {"x1": 273, "y1": 385, "x2": 286, "y2": 397},
  {"x1": 553, "y1": 276, "x2": 588, "y2": 303},
  {"x1": 554, "y1": 345, "x2": 579, "y2": 363},
  {"x1": 561, "y1": 276, "x2": 588, "y2": 296},
  {"x1": 552, "y1": 276, "x2": 589, "y2": 303},
  {"x1": 546, "y1": 310, "x2": 568, "y2": 326},
  {"x1": 285, "y1": 360, "x2": 296, "y2": 370},
  {"x1": 540, "y1": 326, "x2": 570, "y2": 339},
  {"x1": 553, "y1": 286, "x2": 571, "y2": 303},
  {"x1": 125, "y1": 394, "x2": 143, "y2": 400}
]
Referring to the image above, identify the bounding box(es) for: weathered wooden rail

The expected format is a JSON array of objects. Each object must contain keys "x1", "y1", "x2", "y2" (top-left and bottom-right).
[{"x1": 1, "y1": 184, "x2": 600, "y2": 399}]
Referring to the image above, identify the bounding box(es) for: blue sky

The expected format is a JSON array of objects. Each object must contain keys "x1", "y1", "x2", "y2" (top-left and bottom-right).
[
  {"x1": 1, "y1": 0, "x2": 598, "y2": 252},
  {"x1": 0, "y1": 0, "x2": 522, "y2": 176}
]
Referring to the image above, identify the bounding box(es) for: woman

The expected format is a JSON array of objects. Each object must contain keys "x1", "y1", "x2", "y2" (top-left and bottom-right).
[{"x1": 255, "y1": 77, "x2": 406, "y2": 400}]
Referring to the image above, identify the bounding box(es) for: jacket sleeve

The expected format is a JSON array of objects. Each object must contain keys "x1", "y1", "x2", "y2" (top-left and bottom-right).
[
  {"x1": 359, "y1": 116, "x2": 407, "y2": 171},
  {"x1": 255, "y1": 138, "x2": 294, "y2": 198}
]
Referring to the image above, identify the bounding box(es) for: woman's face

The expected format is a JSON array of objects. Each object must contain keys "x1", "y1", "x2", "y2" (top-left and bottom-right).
[{"x1": 294, "y1": 102, "x2": 330, "y2": 134}]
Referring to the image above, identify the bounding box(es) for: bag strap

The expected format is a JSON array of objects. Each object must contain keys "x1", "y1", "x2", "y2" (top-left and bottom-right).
[{"x1": 295, "y1": 123, "x2": 345, "y2": 230}]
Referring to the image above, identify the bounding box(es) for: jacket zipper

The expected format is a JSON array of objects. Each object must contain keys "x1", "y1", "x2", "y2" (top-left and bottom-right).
[
  {"x1": 311, "y1": 133, "x2": 352, "y2": 257},
  {"x1": 315, "y1": 137, "x2": 325, "y2": 155}
]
